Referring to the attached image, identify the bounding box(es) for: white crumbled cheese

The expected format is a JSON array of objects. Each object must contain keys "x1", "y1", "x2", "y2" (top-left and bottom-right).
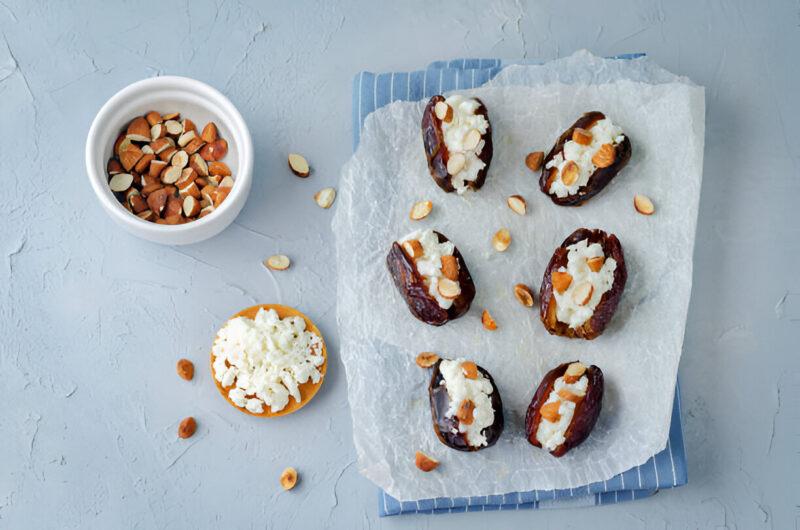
[
  {"x1": 546, "y1": 118, "x2": 625, "y2": 198},
  {"x1": 398, "y1": 229, "x2": 459, "y2": 310},
  {"x1": 211, "y1": 308, "x2": 325, "y2": 413},
  {"x1": 535, "y1": 374, "x2": 589, "y2": 451},
  {"x1": 553, "y1": 238, "x2": 617, "y2": 328},
  {"x1": 439, "y1": 358, "x2": 495, "y2": 448},
  {"x1": 440, "y1": 94, "x2": 489, "y2": 195}
]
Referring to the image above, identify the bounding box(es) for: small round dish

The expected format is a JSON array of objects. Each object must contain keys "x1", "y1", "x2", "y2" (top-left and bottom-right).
[
  {"x1": 85, "y1": 76, "x2": 253, "y2": 245},
  {"x1": 211, "y1": 304, "x2": 327, "y2": 418}
]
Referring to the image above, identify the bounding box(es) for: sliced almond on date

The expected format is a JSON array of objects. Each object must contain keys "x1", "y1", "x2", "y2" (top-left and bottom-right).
[
  {"x1": 126, "y1": 117, "x2": 151, "y2": 142},
  {"x1": 481, "y1": 310, "x2": 497, "y2": 330},
  {"x1": 265, "y1": 254, "x2": 290, "y2": 271},
  {"x1": 462, "y1": 129, "x2": 481, "y2": 151},
  {"x1": 415, "y1": 451, "x2": 439, "y2": 472},
  {"x1": 201, "y1": 122, "x2": 217, "y2": 143},
  {"x1": 557, "y1": 388, "x2": 581, "y2": 403},
  {"x1": 539, "y1": 401, "x2": 561, "y2": 423},
  {"x1": 492, "y1": 228, "x2": 510, "y2": 252},
  {"x1": 440, "y1": 255, "x2": 458, "y2": 281},
  {"x1": 592, "y1": 143, "x2": 615, "y2": 168},
  {"x1": 563, "y1": 361, "x2": 587, "y2": 384},
  {"x1": 514, "y1": 283, "x2": 534, "y2": 307},
  {"x1": 571, "y1": 281, "x2": 593, "y2": 306},
  {"x1": 456, "y1": 399, "x2": 475, "y2": 425},
  {"x1": 461, "y1": 361, "x2": 478, "y2": 380},
  {"x1": 507, "y1": 195, "x2": 526, "y2": 215},
  {"x1": 314, "y1": 187, "x2": 335, "y2": 209},
  {"x1": 280, "y1": 467, "x2": 298, "y2": 490},
  {"x1": 436, "y1": 278, "x2": 460, "y2": 299},
  {"x1": 415, "y1": 352, "x2": 439, "y2": 369},
  {"x1": 402, "y1": 240, "x2": 423, "y2": 259},
  {"x1": 409, "y1": 200, "x2": 432, "y2": 221},
  {"x1": 551, "y1": 271, "x2": 573, "y2": 294},
  {"x1": 525, "y1": 151, "x2": 544, "y2": 172},
  {"x1": 572, "y1": 127, "x2": 593, "y2": 146},
  {"x1": 560, "y1": 160, "x2": 579, "y2": 186},
  {"x1": 446, "y1": 153, "x2": 465, "y2": 175},
  {"x1": 109, "y1": 173, "x2": 134, "y2": 192},
  {"x1": 586, "y1": 256, "x2": 604, "y2": 272},
  {"x1": 634, "y1": 194, "x2": 654, "y2": 215},
  {"x1": 288, "y1": 153, "x2": 310, "y2": 177},
  {"x1": 434, "y1": 101, "x2": 452, "y2": 123}
]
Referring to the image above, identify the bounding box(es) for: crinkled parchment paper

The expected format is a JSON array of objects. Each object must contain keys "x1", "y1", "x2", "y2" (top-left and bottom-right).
[{"x1": 332, "y1": 52, "x2": 705, "y2": 501}]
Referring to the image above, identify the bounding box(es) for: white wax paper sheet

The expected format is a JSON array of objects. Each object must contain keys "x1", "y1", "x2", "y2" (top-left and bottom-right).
[{"x1": 332, "y1": 52, "x2": 705, "y2": 501}]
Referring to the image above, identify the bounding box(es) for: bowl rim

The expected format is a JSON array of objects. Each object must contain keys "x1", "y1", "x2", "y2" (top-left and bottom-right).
[{"x1": 85, "y1": 75, "x2": 253, "y2": 237}]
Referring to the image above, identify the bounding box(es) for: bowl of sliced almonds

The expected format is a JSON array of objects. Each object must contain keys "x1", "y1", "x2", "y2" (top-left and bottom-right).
[{"x1": 86, "y1": 76, "x2": 253, "y2": 245}]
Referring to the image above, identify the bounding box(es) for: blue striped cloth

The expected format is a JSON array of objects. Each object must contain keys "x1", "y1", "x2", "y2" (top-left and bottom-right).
[{"x1": 351, "y1": 57, "x2": 687, "y2": 516}]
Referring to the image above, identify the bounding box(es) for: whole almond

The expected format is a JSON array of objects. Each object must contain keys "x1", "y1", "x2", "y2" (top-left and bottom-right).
[
  {"x1": 178, "y1": 417, "x2": 196, "y2": 439},
  {"x1": 176, "y1": 359, "x2": 194, "y2": 380}
]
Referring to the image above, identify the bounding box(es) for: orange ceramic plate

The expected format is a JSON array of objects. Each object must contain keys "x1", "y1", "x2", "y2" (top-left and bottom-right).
[{"x1": 210, "y1": 304, "x2": 327, "y2": 417}]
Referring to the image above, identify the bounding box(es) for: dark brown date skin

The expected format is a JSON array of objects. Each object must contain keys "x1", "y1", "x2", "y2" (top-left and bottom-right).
[
  {"x1": 428, "y1": 359, "x2": 504, "y2": 452},
  {"x1": 421, "y1": 95, "x2": 493, "y2": 193},
  {"x1": 525, "y1": 362, "x2": 603, "y2": 457},
  {"x1": 387, "y1": 231, "x2": 476, "y2": 326},
  {"x1": 540, "y1": 111, "x2": 632, "y2": 206},
  {"x1": 539, "y1": 228, "x2": 627, "y2": 340}
]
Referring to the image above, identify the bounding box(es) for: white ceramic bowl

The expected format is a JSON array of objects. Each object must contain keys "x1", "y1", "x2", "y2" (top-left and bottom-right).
[{"x1": 86, "y1": 76, "x2": 253, "y2": 245}]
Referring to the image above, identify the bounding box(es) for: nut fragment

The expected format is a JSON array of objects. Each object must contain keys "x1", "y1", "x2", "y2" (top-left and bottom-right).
[
  {"x1": 107, "y1": 158, "x2": 124, "y2": 175},
  {"x1": 161, "y1": 112, "x2": 180, "y2": 121},
  {"x1": 134, "y1": 153, "x2": 156, "y2": 174},
  {"x1": 462, "y1": 129, "x2": 481, "y2": 151},
  {"x1": 409, "y1": 200, "x2": 432, "y2": 221},
  {"x1": 189, "y1": 153, "x2": 209, "y2": 177},
  {"x1": 563, "y1": 361, "x2": 587, "y2": 384},
  {"x1": 507, "y1": 195, "x2": 526, "y2": 215},
  {"x1": 539, "y1": 401, "x2": 561, "y2": 423},
  {"x1": 433, "y1": 101, "x2": 452, "y2": 123},
  {"x1": 461, "y1": 361, "x2": 478, "y2": 380},
  {"x1": 177, "y1": 130, "x2": 197, "y2": 147},
  {"x1": 265, "y1": 254, "x2": 290, "y2": 271},
  {"x1": 314, "y1": 187, "x2": 336, "y2": 209},
  {"x1": 586, "y1": 256, "x2": 604, "y2": 272},
  {"x1": 514, "y1": 283, "x2": 534, "y2": 307},
  {"x1": 440, "y1": 255, "x2": 459, "y2": 281},
  {"x1": 280, "y1": 468, "x2": 298, "y2": 490},
  {"x1": 183, "y1": 196, "x2": 201, "y2": 217},
  {"x1": 572, "y1": 127, "x2": 593, "y2": 146},
  {"x1": 571, "y1": 281, "x2": 594, "y2": 306},
  {"x1": 176, "y1": 359, "x2": 194, "y2": 380},
  {"x1": 171, "y1": 150, "x2": 189, "y2": 169},
  {"x1": 415, "y1": 451, "x2": 439, "y2": 472},
  {"x1": 109, "y1": 173, "x2": 134, "y2": 193},
  {"x1": 525, "y1": 151, "x2": 544, "y2": 172},
  {"x1": 145, "y1": 111, "x2": 162, "y2": 126},
  {"x1": 415, "y1": 352, "x2": 439, "y2": 369},
  {"x1": 551, "y1": 271, "x2": 573, "y2": 294},
  {"x1": 446, "y1": 153, "x2": 465, "y2": 175},
  {"x1": 436, "y1": 278, "x2": 460, "y2": 299},
  {"x1": 492, "y1": 228, "x2": 510, "y2": 252},
  {"x1": 456, "y1": 399, "x2": 475, "y2": 425},
  {"x1": 201, "y1": 122, "x2": 217, "y2": 143},
  {"x1": 402, "y1": 240, "x2": 423, "y2": 259},
  {"x1": 591, "y1": 143, "x2": 615, "y2": 168},
  {"x1": 208, "y1": 161, "x2": 231, "y2": 176},
  {"x1": 557, "y1": 388, "x2": 581, "y2": 403},
  {"x1": 560, "y1": 161, "x2": 579, "y2": 186},
  {"x1": 119, "y1": 143, "x2": 144, "y2": 172},
  {"x1": 633, "y1": 194, "x2": 654, "y2": 215},
  {"x1": 126, "y1": 117, "x2": 151, "y2": 142},
  {"x1": 162, "y1": 166, "x2": 182, "y2": 184},
  {"x1": 481, "y1": 310, "x2": 497, "y2": 330},
  {"x1": 288, "y1": 153, "x2": 309, "y2": 177},
  {"x1": 164, "y1": 119, "x2": 182, "y2": 136},
  {"x1": 219, "y1": 176, "x2": 235, "y2": 189},
  {"x1": 178, "y1": 417, "x2": 196, "y2": 439}
]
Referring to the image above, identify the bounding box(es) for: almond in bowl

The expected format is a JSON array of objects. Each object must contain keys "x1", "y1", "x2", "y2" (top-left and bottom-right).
[{"x1": 210, "y1": 304, "x2": 327, "y2": 417}]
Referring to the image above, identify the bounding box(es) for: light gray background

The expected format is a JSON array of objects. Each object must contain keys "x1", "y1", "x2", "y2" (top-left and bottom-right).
[{"x1": 0, "y1": 1, "x2": 797, "y2": 528}]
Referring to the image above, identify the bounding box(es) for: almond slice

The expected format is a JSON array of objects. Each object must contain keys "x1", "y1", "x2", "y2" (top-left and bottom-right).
[
  {"x1": 109, "y1": 173, "x2": 134, "y2": 192},
  {"x1": 456, "y1": 399, "x2": 475, "y2": 425},
  {"x1": 513, "y1": 283, "x2": 534, "y2": 307},
  {"x1": 149, "y1": 160, "x2": 167, "y2": 180},
  {"x1": 481, "y1": 310, "x2": 497, "y2": 330},
  {"x1": 140, "y1": 144, "x2": 154, "y2": 155},
  {"x1": 208, "y1": 161, "x2": 231, "y2": 177},
  {"x1": 560, "y1": 160, "x2": 579, "y2": 186},
  {"x1": 134, "y1": 153, "x2": 155, "y2": 174},
  {"x1": 436, "y1": 278, "x2": 460, "y2": 299},
  {"x1": 288, "y1": 153, "x2": 309, "y2": 177},
  {"x1": 119, "y1": 143, "x2": 144, "y2": 172},
  {"x1": 586, "y1": 256, "x2": 604, "y2": 272},
  {"x1": 462, "y1": 129, "x2": 481, "y2": 151},
  {"x1": 201, "y1": 122, "x2": 217, "y2": 143},
  {"x1": 189, "y1": 153, "x2": 209, "y2": 177},
  {"x1": 145, "y1": 111, "x2": 162, "y2": 126},
  {"x1": 181, "y1": 118, "x2": 196, "y2": 133},
  {"x1": 409, "y1": 200, "x2": 432, "y2": 221},
  {"x1": 440, "y1": 255, "x2": 459, "y2": 281},
  {"x1": 415, "y1": 352, "x2": 439, "y2": 369},
  {"x1": 557, "y1": 388, "x2": 581, "y2": 403},
  {"x1": 150, "y1": 123, "x2": 166, "y2": 141},
  {"x1": 415, "y1": 451, "x2": 439, "y2": 472},
  {"x1": 164, "y1": 119, "x2": 182, "y2": 136},
  {"x1": 314, "y1": 187, "x2": 336, "y2": 209},
  {"x1": 461, "y1": 361, "x2": 478, "y2": 380},
  {"x1": 184, "y1": 137, "x2": 206, "y2": 155},
  {"x1": 280, "y1": 467, "x2": 298, "y2": 490},
  {"x1": 563, "y1": 361, "x2": 587, "y2": 384},
  {"x1": 402, "y1": 240, "x2": 423, "y2": 259},
  {"x1": 177, "y1": 129, "x2": 197, "y2": 147},
  {"x1": 171, "y1": 150, "x2": 189, "y2": 169},
  {"x1": 161, "y1": 112, "x2": 180, "y2": 121},
  {"x1": 107, "y1": 158, "x2": 123, "y2": 175},
  {"x1": 219, "y1": 176, "x2": 235, "y2": 189},
  {"x1": 634, "y1": 194, "x2": 654, "y2": 215},
  {"x1": 572, "y1": 127, "x2": 593, "y2": 146},
  {"x1": 162, "y1": 166, "x2": 182, "y2": 184},
  {"x1": 434, "y1": 101, "x2": 452, "y2": 123},
  {"x1": 551, "y1": 271, "x2": 573, "y2": 294},
  {"x1": 446, "y1": 153, "x2": 465, "y2": 175},
  {"x1": 539, "y1": 401, "x2": 561, "y2": 423},
  {"x1": 571, "y1": 281, "x2": 593, "y2": 306},
  {"x1": 525, "y1": 151, "x2": 544, "y2": 172},
  {"x1": 592, "y1": 143, "x2": 615, "y2": 168},
  {"x1": 126, "y1": 117, "x2": 151, "y2": 142},
  {"x1": 507, "y1": 195, "x2": 526, "y2": 215},
  {"x1": 183, "y1": 196, "x2": 201, "y2": 217},
  {"x1": 265, "y1": 254, "x2": 290, "y2": 271},
  {"x1": 492, "y1": 228, "x2": 510, "y2": 252}
]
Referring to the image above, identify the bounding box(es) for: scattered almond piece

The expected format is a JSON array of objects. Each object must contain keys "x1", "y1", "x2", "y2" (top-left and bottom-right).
[
  {"x1": 525, "y1": 151, "x2": 544, "y2": 172},
  {"x1": 434, "y1": 101, "x2": 452, "y2": 123},
  {"x1": 539, "y1": 402, "x2": 561, "y2": 423},
  {"x1": 415, "y1": 451, "x2": 439, "y2": 472},
  {"x1": 176, "y1": 359, "x2": 194, "y2": 380},
  {"x1": 456, "y1": 399, "x2": 475, "y2": 425},
  {"x1": 461, "y1": 361, "x2": 478, "y2": 380},
  {"x1": 409, "y1": 200, "x2": 432, "y2": 221},
  {"x1": 178, "y1": 417, "x2": 196, "y2": 439},
  {"x1": 592, "y1": 143, "x2": 615, "y2": 168},
  {"x1": 280, "y1": 468, "x2": 298, "y2": 490},
  {"x1": 403, "y1": 240, "x2": 423, "y2": 259},
  {"x1": 561, "y1": 160, "x2": 579, "y2": 186},
  {"x1": 514, "y1": 283, "x2": 534, "y2": 307},
  {"x1": 572, "y1": 127, "x2": 593, "y2": 146},
  {"x1": 492, "y1": 229, "x2": 510, "y2": 252},
  {"x1": 481, "y1": 310, "x2": 497, "y2": 331},
  {"x1": 462, "y1": 129, "x2": 481, "y2": 151},
  {"x1": 563, "y1": 362, "x2": 587, "y2": 384},
  {"x1": 507, "y1": 195, "x2": 526, "y2": 216},
  {"x1": 288, "y1": 153, "x2": 309, "y2": 177},
  {"x1": 314, "y1": 187, "x2": 336, "y2": 209},
  {"x1": 571, "y1": 281, "x2": 593, "y2": 306},
  {"x1": 436, "y1": 278, "x2": 460, "y2": 299},
  {"x1": 586, "y1": 256, "x2": 604, "y2": 272},
  {"x1": 551, "y1": 271, "x2": 573, "y2": 294},
  {"x1": 634, "y1": 194, "x2": 654, "y2": 215},
  {"x1": 415, "y1": 352, "x2": 439, "y2": 369},
  {"x1": 446, "y1": 153, "x2": 465, "y2": 175},
  {"x1": 265, "y1": 254, "x2": 290, "y2": 271},
  {"x1": 440, "y1": 255, "x2": 459, "y2": 281}
]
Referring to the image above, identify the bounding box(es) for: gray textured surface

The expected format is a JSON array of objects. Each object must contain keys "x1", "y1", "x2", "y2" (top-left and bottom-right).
[{"x1": 0, "y1": 1, "x2": 797, "y2": 528}]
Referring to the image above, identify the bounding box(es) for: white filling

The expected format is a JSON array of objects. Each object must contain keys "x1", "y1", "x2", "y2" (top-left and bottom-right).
[
  {"x1": 211, "y1": 308, "x2": 325, "y2": 412},
  {"x1": 440, "y1": 94, "x2": 489, "y2": 195},
  {"x1": 553, "y1": 239, "x2": 617, "y2": 328},
  {"x1": 546, "y1": 118, "x2": 625, "y2": 198},
  {"x1": 439, "y1": 358, "x2": 495, "y2": 448},
  {"x1": 398, "y1": 229, "x2": 459, "y2": 310},
  {"x1": 535, "y1": 374, "x2": 589, "y2": 451}
]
